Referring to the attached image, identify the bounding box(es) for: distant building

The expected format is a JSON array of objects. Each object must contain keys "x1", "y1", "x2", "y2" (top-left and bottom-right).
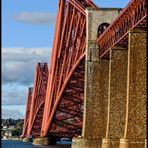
[
  {"x1": 4, "y1": 131, "x2": 12, "y2": 137},
  {"x1": 8, "y1": 126, "x2": 15, "y2": 129},
  {"x1": 3, "y1": 136, "x2": 8, "y2": 139},
  {"x1": 3, "y1": 126, "x2": 8, "y2": 129}
]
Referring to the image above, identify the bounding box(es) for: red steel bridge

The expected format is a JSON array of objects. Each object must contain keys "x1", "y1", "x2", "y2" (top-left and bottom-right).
[{"x1": 22, "y1": 0, "x2": 147, "y2": 140}]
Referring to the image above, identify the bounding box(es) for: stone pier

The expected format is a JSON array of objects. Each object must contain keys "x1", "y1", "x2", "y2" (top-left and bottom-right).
[
  {"x1": 33, "y1": 137, "x2": 56, "y2": 146},
  {"x1": 102, "y1": 47, "x2": 128, "y2": 148},
  {"x1": 23, "y1": 137, "x2": 33, "y2": 142},
  {"x1": 119, "y1": 28, "x2": 146, "y2": 148},
  {"x1": 72, "y1": 8, "x2": 120, "y2": 148},
  {"x1": 72, "y1": 8, "x2": 146, "y2": 148}
]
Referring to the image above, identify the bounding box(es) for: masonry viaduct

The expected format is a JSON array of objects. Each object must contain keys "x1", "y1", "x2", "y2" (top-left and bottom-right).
[{"x1": 22, "y1": 0, "x2": 147, "y2": 147}]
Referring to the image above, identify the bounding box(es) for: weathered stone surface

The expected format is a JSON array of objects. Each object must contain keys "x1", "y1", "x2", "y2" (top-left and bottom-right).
[
  {"x1": 85, "y1": 8, "x2": 121, "y2": 62},
  {"x1": 123, "y1": 28, "x2": 146, "y2": 147},
  {"x1": 71, "y1": 8, "x2": 120, "y2": 148},
  {"x1": 82, "y1": 8, "x2": 120, "y2": 141},
  {"x1": 23, "y1": 137, "x2": 33, "y2": 142},
  {"x1": 85, "y1": 8, "x2": 121, "y2": 42},
  {"x1": 101, "y1": 138, "x2": 111, "y2": 148},
  {"x1": 72, "y1": 137, "x2": 102, "y2": 148},
  {"x1": 105, "y1": 47, "x2": 127, "y2": 148},
  {"x1": 72, "y1": 6, "x2": 146, "y2": 148},
  {"x1": 33, "y1": 137, "x2": 56, "y2": 146},
  {"x1": 119, "y1": 138, "x2": 129, "y2": 148},
  {"x1": 83, "y1": 60, "x2": 109, "y2": 138}
]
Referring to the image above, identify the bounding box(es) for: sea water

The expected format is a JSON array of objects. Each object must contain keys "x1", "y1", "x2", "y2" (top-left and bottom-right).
[{"x1": 2, "y1": 140, "x2": 71, "y2": 148}]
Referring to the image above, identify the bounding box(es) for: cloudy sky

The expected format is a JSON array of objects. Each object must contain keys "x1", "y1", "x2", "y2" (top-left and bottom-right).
[{"x1": 2, "y1": 0, "x2": 129, "y2": 119}]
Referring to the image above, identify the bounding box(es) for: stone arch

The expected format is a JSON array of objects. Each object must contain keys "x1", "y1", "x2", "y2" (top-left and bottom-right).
[{"x1": 97, "y1": 23, "x2": 110, "y2": 37}]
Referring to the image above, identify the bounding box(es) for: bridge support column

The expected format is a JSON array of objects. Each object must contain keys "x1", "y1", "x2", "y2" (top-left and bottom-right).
[
  {"x1": 119, "y1": 138, "x2": 129, "y2": 148},
  {"x1": 119, "y1": 28, "x2": 146, "y2": 148},
  {"x1": 72, "y1": 137, "x2": 102, "y2": 148},
  {"x1": 19, "y1": 137, "x2": 23, "y2": 141},
  {"x1": 72, "y1": 7, "x2": 120, "y2": 148},
  {"x1": 101, "y1": 138, "x2": 110, "y2": 148},
  {"x1": 32, "y1": 137, "x2": 56, "y2": 146},
  {"x1": 102, "y1": 47, "x2": 128, "y2": 148},
  {"x1": 72, "y1": 50, "x2": 109, "y2": 148},
  {"x1": 23, "y1": 137, "x2": 33, "y2": 142}
]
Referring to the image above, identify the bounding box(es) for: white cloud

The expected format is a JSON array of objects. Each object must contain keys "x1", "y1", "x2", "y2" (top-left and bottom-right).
[
  {"x1": 12, "y1": 12, "x2": 56, "y2": 25},
  {"x1": 2, "y1": 47, "x2": 51, "y2": 85},
  {"x1": 2, "y1": 47, "x2": 51, "y2": 108},
  {"x1": 2, "y1": 47, "x2": 51, "y2": 62},
  {"x1": 2, "y1": 109, "x2": 24, "y2": 119},
  {"x1": 2, "y1": 88, "x2": 27, "y2": 106}
]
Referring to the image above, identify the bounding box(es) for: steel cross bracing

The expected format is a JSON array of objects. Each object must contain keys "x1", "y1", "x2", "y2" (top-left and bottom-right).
[
  {"x1": 97, "y1": 0, "x2": 147, "y2": 58},
  {"x1": 49, "y1": 61, "x2": 85, "y2": 138},
  {"x1": 22, "y1": 0, "x2": 147, "y2": 139},
  {"x1": 27, "y1": 63, "x2": 48, "y2": 137},
  {"x1": 22, "y1": 87, "x2": 33, "y2": 138},
  {"x1": 41, "y1": 0, "x2": 97, "y2": 137}
]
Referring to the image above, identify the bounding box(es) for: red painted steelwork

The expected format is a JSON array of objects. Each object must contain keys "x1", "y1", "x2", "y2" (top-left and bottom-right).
[
  {"x1": 27, "y1": 63, "x2": 48, "y2": 137},
  {"x1": 96, "y1": 0, "x2": 147, "y2": 58},
  {"x1": 21, "y1": 87, "x2": 33, "y2": 138},
  {"x1": 49, "y1": 59, "x2": 85, "y2": 138},
  {"x1": 41, "y1": 0, "x2": 97, "y2": 137},
  {"x1": 22, "y1": 0, "x2": 147, "y2": 139}
]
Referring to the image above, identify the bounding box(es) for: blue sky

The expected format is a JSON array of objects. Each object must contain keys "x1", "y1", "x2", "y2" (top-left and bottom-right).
[{"x1": 2, "y1": 0, "x2": 129, "y2": 119}]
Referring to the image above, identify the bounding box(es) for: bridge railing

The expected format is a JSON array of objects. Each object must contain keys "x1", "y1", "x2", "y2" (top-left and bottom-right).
[{"x1": 96, "y1": 0, "x2": 147, "y2": 58}]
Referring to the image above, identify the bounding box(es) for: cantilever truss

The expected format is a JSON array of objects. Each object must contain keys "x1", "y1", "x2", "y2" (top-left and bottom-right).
[
  {"x1": 26, "y1": 63, "x2": 48, "y2": 137},
  {"x1": 97, "y1": 0, "x2": 147, "y2": 58},
  {"x1": 22, "y1": 87, "x2": 33, "y2": 138},
  {"x1": 41, "y1": 0, "x2": 97, "y2": 137},
  {"x1": 22, "y1": 0, "x2": 147, "y2": 139}
]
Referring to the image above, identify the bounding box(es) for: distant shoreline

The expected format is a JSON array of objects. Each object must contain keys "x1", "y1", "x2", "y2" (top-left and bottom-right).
[{"x1": 2, "y1": 137, "x2": 22, "y2": 141}]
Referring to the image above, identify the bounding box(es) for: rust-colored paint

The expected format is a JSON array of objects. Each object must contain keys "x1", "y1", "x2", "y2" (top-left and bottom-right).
[
  {"x1": 21, "y1": 87, "x2": 33, "y2": 137},
  {"x1": 26, "y1": 63, "x2": 48, "y2": 137},
  {"x1": 41, "y1": 0, "x2": 97, "y2": 137},
  {"x1": 22, "y1": 0, "x2": 146, "y2": 139},
  {"x1": 96, "y1": 0, "x2": 147, "y2": 58}
]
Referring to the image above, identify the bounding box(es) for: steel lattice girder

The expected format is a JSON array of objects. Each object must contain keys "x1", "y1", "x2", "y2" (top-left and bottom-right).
[
  {"x1": 41, "y1": 0, "x2": 97, "y2": 137},
  {"x1": 21, "y1": 87, "x2": 33, "y2": 137},
  {"x1": 27, "y1": 63, "x2": 48, "y2": 137},
  {"x1": 96, "y1": 0, "x2": 147, "y2": 58}
]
